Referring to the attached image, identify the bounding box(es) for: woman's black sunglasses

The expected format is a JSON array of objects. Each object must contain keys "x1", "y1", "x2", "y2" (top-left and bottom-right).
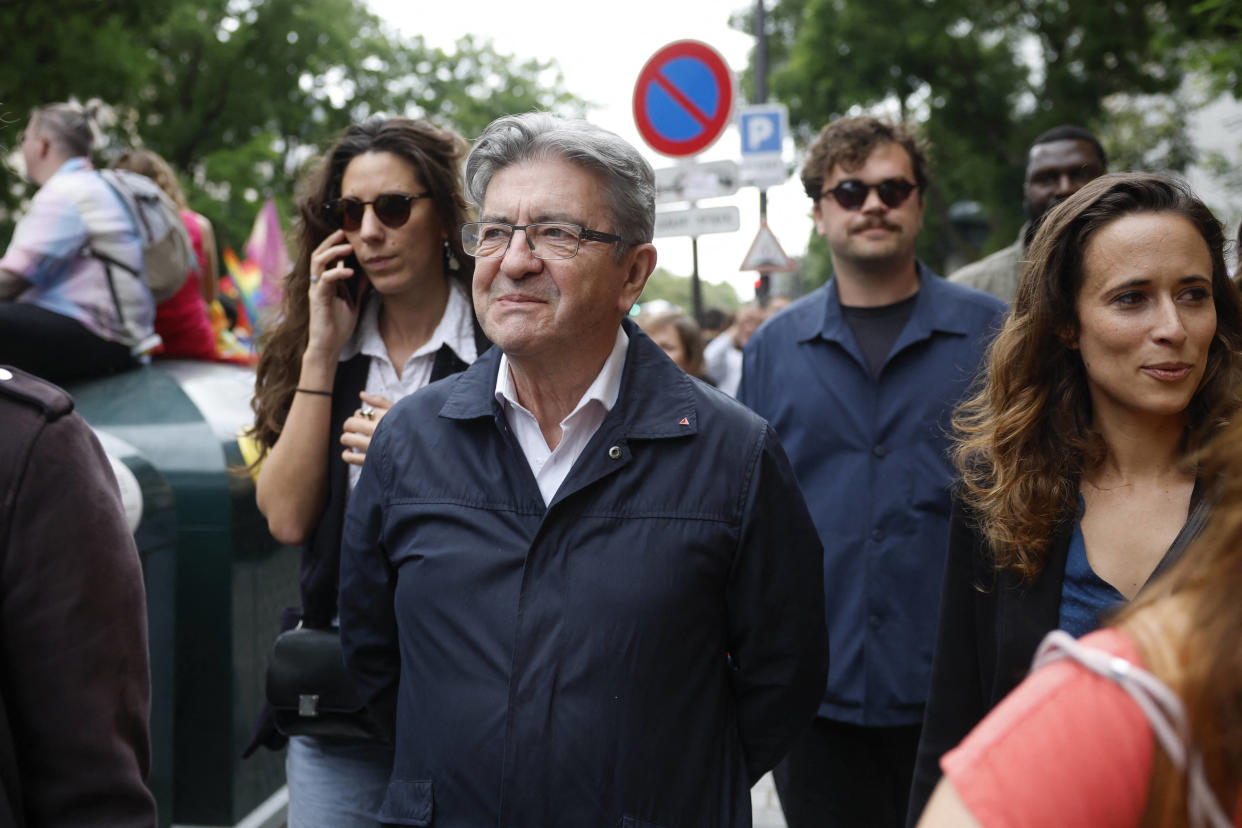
[
  {"x1": 821, "y1": 178, "x2": 918, "y2": 211},
  {"x1": 322, "y1": 192, "x2": 432, "y2": 231}
]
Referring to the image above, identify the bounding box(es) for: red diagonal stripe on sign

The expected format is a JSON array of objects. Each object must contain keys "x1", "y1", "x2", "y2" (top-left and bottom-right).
[{"x1": 653, "y1": 71, "x2": 711, "y2": 128}]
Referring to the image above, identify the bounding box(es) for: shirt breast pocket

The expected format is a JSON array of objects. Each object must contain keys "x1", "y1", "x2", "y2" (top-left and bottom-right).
[{"x1": 902, "y1": 438, "x2": 954, "y2": 517}]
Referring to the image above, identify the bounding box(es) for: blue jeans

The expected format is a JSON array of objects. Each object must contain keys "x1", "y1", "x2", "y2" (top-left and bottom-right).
[{"x1": 286, "y1": 735, "x2": 394, "y2": 828}]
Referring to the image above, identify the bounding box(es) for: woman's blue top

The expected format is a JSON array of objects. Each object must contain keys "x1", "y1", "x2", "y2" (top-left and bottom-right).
[{"x1": 1058, "y1": 496, "x2": 1127, "y2": 638}]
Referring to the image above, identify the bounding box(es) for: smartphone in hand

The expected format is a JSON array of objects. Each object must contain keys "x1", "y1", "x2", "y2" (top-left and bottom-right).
[{"x1": 337, "y1": 253, "x2": 366, "y2": 308}]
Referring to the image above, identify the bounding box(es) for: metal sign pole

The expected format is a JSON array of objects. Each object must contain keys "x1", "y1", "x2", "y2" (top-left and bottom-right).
[
  {"x1": 691, "y1": 236, "x2": 703, "y2": 323},
  {"x1": 755, "y1": 0, "x2": 770, "y2": 303},
  {"x1": 690, "y1": 197, "x2": 703, "y2": 323}
]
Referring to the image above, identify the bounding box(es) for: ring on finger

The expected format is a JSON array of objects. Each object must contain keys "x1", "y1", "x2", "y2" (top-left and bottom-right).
[
  {"x1": 309, "y1": 274, "x2": 320, "y2": 284},
  {"x1": 359, "y1": 404, "x2": 375, "y2": 420}
]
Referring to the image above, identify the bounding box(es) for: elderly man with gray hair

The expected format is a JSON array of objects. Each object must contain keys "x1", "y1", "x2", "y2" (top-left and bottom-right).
[{"x1": 339, "y1": 112, "x2": 827, "y2": 826}]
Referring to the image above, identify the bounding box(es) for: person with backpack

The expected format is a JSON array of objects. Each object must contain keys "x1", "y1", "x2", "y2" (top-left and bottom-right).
[
  {"x1": 111, "y1": 149, "x2": 219, "y2": 361},
  {"x1": 0, "y1": 102, "x2": 158, "y2": 383}
]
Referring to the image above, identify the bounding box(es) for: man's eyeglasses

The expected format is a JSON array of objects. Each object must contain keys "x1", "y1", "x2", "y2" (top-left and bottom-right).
[
  {"x1": 460, "y1": 222, "x2": 636, "y2": 261},
  {"x1": 322, "y1": 192, "x2": 432, "y2": 231},
  {"x1": 821, "y1": 178, "x2": 918, "y2": 211}
]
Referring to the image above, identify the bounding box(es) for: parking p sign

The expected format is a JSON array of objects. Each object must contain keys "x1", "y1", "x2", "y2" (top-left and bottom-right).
[
  {"x1": 741, "y1": 107, "x2": 783, "y2": 154},
  {"x1": 740, "y1": 103, "x2": 789, "y2": 189}
]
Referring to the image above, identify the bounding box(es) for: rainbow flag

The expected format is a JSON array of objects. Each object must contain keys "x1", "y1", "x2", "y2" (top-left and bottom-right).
[
  {"x1": 212, "y1": 270, "x2": 258, "y2": 364},
  {"x1": 221, "y1": 198, "x2": 290, "y2": 342}
]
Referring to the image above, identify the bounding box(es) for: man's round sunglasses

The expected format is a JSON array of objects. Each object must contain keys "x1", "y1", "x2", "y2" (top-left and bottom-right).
[
  {"x1": 821, "y1": 178, "x2": 918, "y2": 211},
  {"x1": 322, "y1": 192, "x2": 432, "y2": 231}
]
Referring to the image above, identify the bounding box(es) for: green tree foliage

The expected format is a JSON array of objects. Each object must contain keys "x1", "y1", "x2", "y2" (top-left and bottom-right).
[
  {"x1": 0, "y1": 0, "x2": 583, "y2": 257},
  {"x1": 638, "y1": 267, "x2": 742, "y2": 315},
  {"x1": 736, "y1": 0, "x2": 1223, "y2": 277},
  {"x1": 1184, "y1": 0, "x2": 1242, "y2": 97}
]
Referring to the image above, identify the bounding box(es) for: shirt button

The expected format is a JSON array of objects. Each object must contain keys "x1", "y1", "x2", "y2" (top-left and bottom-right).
[
  {"x1": 871, "y1": 528, "x2": 884, "y2": 542},
  {"x1": 869, "y1": 614, "x2": 882, "y2": 629},
  {"x1": 608, "y1": 446, "x2": 623, "y2": 460},
  {"x1": 872, "y1": 445, "x2": 886, "y2": 458}
]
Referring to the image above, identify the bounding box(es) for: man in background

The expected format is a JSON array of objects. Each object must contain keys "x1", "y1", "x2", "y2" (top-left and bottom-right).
[
  {"x1": 949, "y1": 125, "x2": 1107, "y2": 303},
  {"x1": 741, "y1": 115, "x2": 1005, "y2": 828},
  {"x1": 703, "y1": 300, "x2": 766, "y2": 396}
]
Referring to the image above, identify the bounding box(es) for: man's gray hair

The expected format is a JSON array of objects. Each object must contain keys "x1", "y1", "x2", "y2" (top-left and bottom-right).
[
  {"x1": 30, "y1": 102, "x2": 96, "y2": 159},
  {"x1": 465, "y1": 113, "x2": 656, "y2": 253}
]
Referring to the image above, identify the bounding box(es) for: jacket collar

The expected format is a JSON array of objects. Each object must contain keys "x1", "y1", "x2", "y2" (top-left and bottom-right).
[
  {"x1": 440, "y1": 317, "x2": 698, "y2": 439},
  {"x1": 796, "y1": 262, "x2": 973, "y2": 352}
]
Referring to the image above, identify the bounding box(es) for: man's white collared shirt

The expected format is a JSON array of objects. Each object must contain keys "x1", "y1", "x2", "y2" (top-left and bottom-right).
[{"x1": 496, "y1": 326, "x2": 629, "y2": 506}]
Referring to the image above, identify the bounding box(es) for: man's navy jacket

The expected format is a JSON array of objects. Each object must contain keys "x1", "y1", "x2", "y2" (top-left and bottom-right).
[{"x1": 340, "y1": 319, "x2": 827, "y2": 827}]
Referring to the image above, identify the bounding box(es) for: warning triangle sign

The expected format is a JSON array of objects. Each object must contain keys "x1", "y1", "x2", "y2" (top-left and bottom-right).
[{"x1": 740, "y1": 223, "x2": 796, "y2": 272}]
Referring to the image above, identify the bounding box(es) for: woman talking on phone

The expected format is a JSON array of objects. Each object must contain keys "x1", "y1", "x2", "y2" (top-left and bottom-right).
[
  {"x1": 907, "y1": 173, "x2": 1242, "y2": 823},
  {"x1": 248, "y1": 117, "x2": 487, "y2": 827}
]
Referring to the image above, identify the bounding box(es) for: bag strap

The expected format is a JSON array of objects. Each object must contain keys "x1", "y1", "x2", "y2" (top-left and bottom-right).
[
  {"x1": 85, "y1": 251, "x2": 128, "y2": 329},
  {"x1": 85, "y1": 171, "x2": 143, "y2": 328},
  {"x1": 1033, "y1": 631, "x2": 1232, "y2": 828}
]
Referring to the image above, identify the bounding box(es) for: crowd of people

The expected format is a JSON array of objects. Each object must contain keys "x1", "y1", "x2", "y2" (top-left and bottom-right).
[{"x1": 2, "y1": 95, "x2": 1241, "y2": 828}]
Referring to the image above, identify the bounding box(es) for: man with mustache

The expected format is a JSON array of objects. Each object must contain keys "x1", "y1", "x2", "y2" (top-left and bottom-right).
[
  {"x1": 950, "y1": 125, "x2": 1107, "y2": 303},
  {"x1": 739, "y1": 115, "x2": 1005, "y2": 828},
  {"x1": 338, "y1": 113, "x2": 828, "y2": 826}
]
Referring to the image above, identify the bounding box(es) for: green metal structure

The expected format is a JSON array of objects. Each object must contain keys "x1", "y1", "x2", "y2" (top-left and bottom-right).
[{"x1": 70, "y1": 361, "x2": 296, "y2": 828}]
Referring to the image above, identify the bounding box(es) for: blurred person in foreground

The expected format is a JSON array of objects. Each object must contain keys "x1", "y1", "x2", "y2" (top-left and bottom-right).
[
  {"x1": 111, "y1": 148, "x2": 219, "y2": 360},
  {"x1": 740, "y1": 115, "x2": 1006, "y2": 828},
  {"x1": 247, "y1": 117, "x2": 486, "y2": 826},
  {"x1": 950, "y1": 125, "x2": 1107, "y2": 304},
  {"x1": 0, "y1": 365, "x2": 154, "y2": 825},
  {"x1": 918, "y1": 352, "x2": 1242, "y2": 828},
  {"x1": 0, "y1": 103, "x2": 153, "y2": 382},
  {"x1": 639, "y1": 307, "x2": 709, "y2": 379},
  {"x1": 910, "y1": 173, "x2": 1242, "y2": 822},
  {"x1": 339, "y1": 112, "x2": 827, "y2": 826}
]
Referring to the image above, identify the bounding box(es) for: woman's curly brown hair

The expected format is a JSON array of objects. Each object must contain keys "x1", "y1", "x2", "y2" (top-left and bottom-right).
[
  {"x1": 953, "y1": 173, "x2": 1242, "y2": 582},
  {"x1": 249, "y1": 117, "x2": 473, "y2": 455}
]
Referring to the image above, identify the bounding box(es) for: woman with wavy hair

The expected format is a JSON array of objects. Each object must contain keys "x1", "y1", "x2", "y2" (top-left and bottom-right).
[
  {"x1": 918, "y1": 396, "x2": 1242, "y2": 827},
  {"x1": 908, "y1": 172, "x2": 1242, "y2": 822},
  {"x1": 247, "y1": 117, "x2": 487, "y2": 827}
]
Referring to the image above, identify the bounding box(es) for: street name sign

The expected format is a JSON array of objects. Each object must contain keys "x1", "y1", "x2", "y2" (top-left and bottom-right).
[
  {"x1": 654, "y1": 205, "x2": 741, "y2": 239},
  {"x1": 654, "y1": 159, "x2": 741, "y2": 203}
]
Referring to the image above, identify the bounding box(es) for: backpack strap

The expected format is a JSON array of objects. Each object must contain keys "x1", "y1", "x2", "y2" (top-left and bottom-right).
[
  {"x1": 85, "y1": 171, "x2": 142, "y2": 329},
  {"x1": 1032, "y1": 631, "x2": 1232, "y2": 828}
]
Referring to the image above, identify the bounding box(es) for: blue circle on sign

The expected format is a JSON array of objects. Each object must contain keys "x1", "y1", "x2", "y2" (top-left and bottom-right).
[
  {"x1": 644, "y1": 57, "x2": 721, "y2": 141},
  {"x1": 633, "y1": 40, "x2": 734, "y2": 156}
]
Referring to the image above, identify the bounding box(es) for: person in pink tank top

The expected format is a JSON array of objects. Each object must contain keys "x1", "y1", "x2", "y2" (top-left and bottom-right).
[{"x1": 110, "y1": 149, "x2": 218, "y2": 360}]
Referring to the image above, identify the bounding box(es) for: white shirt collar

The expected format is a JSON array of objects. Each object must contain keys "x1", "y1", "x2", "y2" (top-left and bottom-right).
[
  {"x1": 494, "y1": 324, "x2": 628, "y2": 421},
  {"x1": 340, "y1": 279, "x2": 476, "y2": 366}
]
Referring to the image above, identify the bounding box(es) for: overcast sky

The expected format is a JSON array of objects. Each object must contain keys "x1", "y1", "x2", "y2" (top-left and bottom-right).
[{"x1": 368, "y1": 0, "x2": 815, "y2": 301}]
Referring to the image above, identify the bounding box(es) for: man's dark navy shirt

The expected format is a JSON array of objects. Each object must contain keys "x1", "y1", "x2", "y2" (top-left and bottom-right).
[{"x1": 740, "y1": 266, "x2": 1006, "y2": 726}]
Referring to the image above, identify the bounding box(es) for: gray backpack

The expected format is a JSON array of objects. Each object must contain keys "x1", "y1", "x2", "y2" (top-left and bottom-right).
[{"x1": 91, "y1": 169, "x2": 194, "y2": 304}]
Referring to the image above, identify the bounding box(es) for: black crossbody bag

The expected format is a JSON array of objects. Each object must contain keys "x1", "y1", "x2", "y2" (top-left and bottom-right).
[{"x1": 265, "y1": 622, "x2": 388, "y2": 742}]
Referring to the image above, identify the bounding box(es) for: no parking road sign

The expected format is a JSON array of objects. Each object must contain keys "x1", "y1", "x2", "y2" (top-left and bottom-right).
[{"x1": 633, "y1": 40, "x2": 735, "y2": 157}]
